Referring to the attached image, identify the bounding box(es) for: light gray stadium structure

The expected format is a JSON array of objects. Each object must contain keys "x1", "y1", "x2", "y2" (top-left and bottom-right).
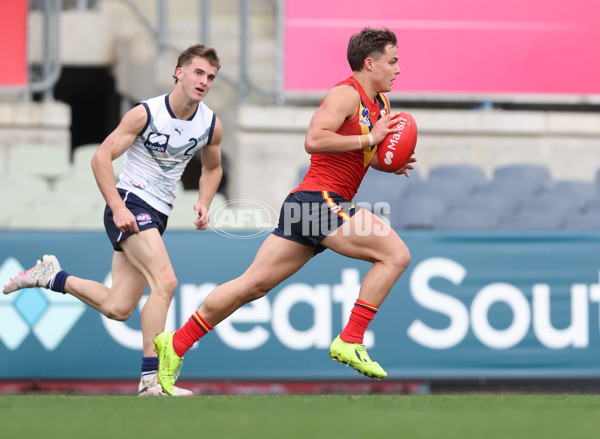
[{"x1": 1, "y1": 0, "x2": 600, "y2": 230}]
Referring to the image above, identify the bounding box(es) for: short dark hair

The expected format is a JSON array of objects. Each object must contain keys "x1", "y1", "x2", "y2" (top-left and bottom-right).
[
  {"x1": 173, "y1": 44, "x2": 221, "y2": 83},
  {"x1": 346, "y1": 27, "x2": 397, "y2": 72}
]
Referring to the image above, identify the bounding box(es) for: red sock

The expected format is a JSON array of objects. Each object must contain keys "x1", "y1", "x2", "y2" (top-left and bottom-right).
[
  {"x1": 172, "y1": 311, "x2": 213, "y2": 357},
  {"x1": 340, "y1": 299, "x2": 378, "y2": 344}
]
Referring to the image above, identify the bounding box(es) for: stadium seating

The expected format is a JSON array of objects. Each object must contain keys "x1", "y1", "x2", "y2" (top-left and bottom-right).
[
  {"x1": 6, "y1": 144, "x2": 70, "y2": 188},
  {"x1": 476, "y1": 179, "x2": 534, "y2": 207},
  {"x1": 409, "y1": 178, "x2": 475, "y2": 205},
  {"x1": 450, "y1": 192, "x2": 520, "y2": 218},
  {"x1": 389, "y1": 194, "x2": 446, "y2": 229},
  {"x1": 354, "y1": 168, "x2": 421, "y2": 202},
  {"x1": 0, "y1": 174, "x2": 54, "y2": 227},
  {"x1": 354, "y1": 170, "x2": 403, "y2": 206},
  {"x1": 72, "y1": 144, "x2": 99, "y2": 176},
  {"x1": 525, "y1": 193, "x2": 581, "y2": 217},
  {"x1": 2, "y1": 151, "x2": 600, "y2": 230},
  {"x1": 428, "y1": 164, "x2": 487, "y2": 194},
  {"x1": 493, "y1": 164, "x2": 552, "y2": 191},
  {"x1": 353, "y1": 169, "x2": 421, "y2": 223},
  {"x1": 500, "y1": 205, "x2": 567, "y2": 230},
  {"x1": 564, "y1": 209, "x2": 600, "y2": 230},
  {"x1": 167, "y1": 189, "x2": 205, "y2": 230},
  {"x1": 534, "y1": 180, "x2": 598, "y2": 212},
  {"x1": 434, "y1": 207, "x2": 500, "y2": 230},
  {"x1": 585, "y1": 196, "x2": 600, "y2": 212}
]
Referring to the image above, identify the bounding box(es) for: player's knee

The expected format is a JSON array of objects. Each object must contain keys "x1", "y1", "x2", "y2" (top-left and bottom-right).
[
  {"x1": 104, "y1": 304, "x2": 135, "y2": 321},
  {"x1": 166, "y1": 275, "x2": 178, "y2": 295},
  {"x1": 389, "y1": 244, "x2": 411, "y2": 274},
  {"x1": 237, "y1": 286, "x2": 268, "y2": 304},
  {"x1": 249, "y1": 285, "x2": 270, "y2": 301},
  {"x1": 157, "y1": 274, "x2": 178, "y2": 299},
  {"x1": 241, "y1": 281, "x2": 271, "y2": 303}
]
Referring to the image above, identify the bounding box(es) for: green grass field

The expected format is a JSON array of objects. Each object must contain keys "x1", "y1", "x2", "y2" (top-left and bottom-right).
[{"x1": 1, "y1": 394, "x2": 599, "y2": 439}]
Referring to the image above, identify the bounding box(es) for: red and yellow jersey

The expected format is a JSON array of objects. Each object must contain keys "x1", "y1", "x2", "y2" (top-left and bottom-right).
[{"x1": 293, "y1": 76, "x2": 390, "y2": 201}]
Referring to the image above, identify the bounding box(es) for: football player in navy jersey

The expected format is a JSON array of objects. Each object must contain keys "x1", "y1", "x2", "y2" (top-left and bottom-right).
[{"x1": 3, "y1": 44, "x2": 224, "y2": 396}]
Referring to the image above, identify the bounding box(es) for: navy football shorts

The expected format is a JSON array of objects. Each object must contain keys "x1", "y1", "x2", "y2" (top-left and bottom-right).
[
  {"x1": 104, "y1": 189, "x2": 168, "y2": 251},
  {"x1": 272, "y1": 190, "x2": 358, "y2": 255}
]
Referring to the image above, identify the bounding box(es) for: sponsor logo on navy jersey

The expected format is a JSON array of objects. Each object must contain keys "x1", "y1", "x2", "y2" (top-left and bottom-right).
[
  {"x1": 359, "y1": 106, "x2": 371, "y2": 127},
  {"x1": 144, "y1": 132, "x2": 170, "y2": 153}
]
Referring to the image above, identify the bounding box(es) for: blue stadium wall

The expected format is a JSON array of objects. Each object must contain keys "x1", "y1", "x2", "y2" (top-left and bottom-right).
[{"x1": 1, "y1": 230, "x2": 599, "y2": 380}]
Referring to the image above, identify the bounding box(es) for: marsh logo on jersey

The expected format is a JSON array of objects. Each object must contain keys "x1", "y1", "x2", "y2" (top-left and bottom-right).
[
  {"x1": 0, "y1": 258, "x2": 85, "y2": 351},
  {"x1": 136, "y1": 213, "x2": 152, "y2": 226},
  {"x1": 359, "y1": 106, "x2": 371, "y2": 127},
  {"x1": 144, "y1": 132, "x2": 170, "y2": 153}
]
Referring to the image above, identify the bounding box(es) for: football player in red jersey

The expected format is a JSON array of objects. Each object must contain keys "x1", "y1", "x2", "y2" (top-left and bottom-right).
[{"x1": 155, "y1": 27, "x2": 416, "y2": 394}]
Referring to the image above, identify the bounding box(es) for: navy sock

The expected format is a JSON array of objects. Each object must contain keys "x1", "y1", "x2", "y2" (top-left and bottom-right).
[
  {"x1": 141, "y1": 356, "x2": 159, "y2": 376},
  {"x1": 46, "y1": 270, "x2": 70, "y2": 294}
]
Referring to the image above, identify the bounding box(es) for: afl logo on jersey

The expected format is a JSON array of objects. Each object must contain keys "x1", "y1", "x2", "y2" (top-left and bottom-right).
[
  {"x1": 136, "y1": 213, "x2": 152, "y2": 226},
  {"x1": 129, "y1": 179, "x2": 146, "y2": 190},
  {"x1": 144, "y1": 132, "x2": 170, "y2": 153}
]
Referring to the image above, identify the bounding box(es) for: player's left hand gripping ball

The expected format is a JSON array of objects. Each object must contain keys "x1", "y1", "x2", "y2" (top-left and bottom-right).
[{"x1": 376, "y1": 112, "x2": 417, "y2": 172}]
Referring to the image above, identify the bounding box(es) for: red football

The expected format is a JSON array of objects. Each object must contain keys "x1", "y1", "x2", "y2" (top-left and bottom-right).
[{"x1": 376, "y1": 112, "x2": 417, "y2": 172}]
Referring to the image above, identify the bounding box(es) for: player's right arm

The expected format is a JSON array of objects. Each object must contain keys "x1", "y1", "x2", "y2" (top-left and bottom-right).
[
  {"x1": 304, "y1": 85, "x2": 403, "y2": 154},
  {"x1": 304, "y1": 86, "x2": 360, "y2": 154},
  {"x1": 91, "y1": 104, "x2": 148, "y2": 234}
]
